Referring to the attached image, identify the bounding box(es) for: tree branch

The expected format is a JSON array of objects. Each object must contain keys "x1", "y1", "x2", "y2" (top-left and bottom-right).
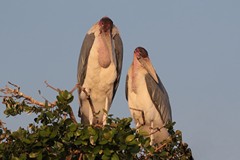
[
  {"x1": 1, "y1": 82, "x2": 56, "y2": 108},
  {"x1": 44, "y1": 80, "x2": 60, "y2": 92},
  {"x1": 0, "y1": 82, "x2": 79, "y2": 124}
]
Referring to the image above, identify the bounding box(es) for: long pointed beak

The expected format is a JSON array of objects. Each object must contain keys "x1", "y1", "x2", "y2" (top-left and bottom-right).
[{"x1": 138, "y1": 58, "x2": 159, "y2": 83}]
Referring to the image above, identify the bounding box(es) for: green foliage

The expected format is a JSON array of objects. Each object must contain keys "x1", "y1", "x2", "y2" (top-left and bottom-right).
[{"x1": 0, "y1": 90, "x2": 193, "y2": 160}]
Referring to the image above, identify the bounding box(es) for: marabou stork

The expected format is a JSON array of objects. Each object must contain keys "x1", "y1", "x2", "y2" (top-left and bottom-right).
[
  {"x1": 77, "y1": 17, "x2": 123, "y2": 125},
  {"x1": 126, "y1": 47, "x2": 172, "y2": 144}
]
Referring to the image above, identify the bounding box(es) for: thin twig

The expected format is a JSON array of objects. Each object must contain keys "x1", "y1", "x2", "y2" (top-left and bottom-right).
[
  {"x1": 8, "y1": 81, "x2": 20, "y2": 90},
  {"x1": 44, "y1": 81, "x2": 79, "y2": 124},
  {"x1": 44, "y1": 80, "x2": 60, "y2": 92},
  {"x1": 149, "y1": 126, "x2": 164, "y2": 136},
  {"x1": 69, "y1": 106, "x2": 77, "y2": 124},
  {"x1": 79, "y1": 153, "x2": 83, "y2": 160},
  {"x1": 0, "y1": 120, "x2": 6, "y2": 128},
  {"x1": 155, "y1": 141, "x2": 168, "y2": 152},
  {"x1": 38, "y1": 90, "x2": 56, "y2": 107},
  {"x1": 69, "y1": 83, "x2": 79, "y2": 94}
]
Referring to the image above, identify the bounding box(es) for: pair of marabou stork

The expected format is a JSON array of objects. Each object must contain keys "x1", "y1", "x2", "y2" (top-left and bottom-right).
[{"x1": 77, "y1": 17, "x2": 172, "y2": 144}]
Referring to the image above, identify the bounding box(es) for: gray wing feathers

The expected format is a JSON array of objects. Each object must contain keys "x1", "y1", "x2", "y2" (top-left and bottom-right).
[
  {"x1": 77, "y1": 33, "x2": 95, "y2": 86},
  {"x1": 77, "y1": 33, "x2": 95, "y2": 117},
  {"x1": 125, "y1": 75, "x2": 129, "y2": 100},
  {"x1": 145, "y1": 74, "x2": 172, "y2": 124},
  {"x1": 112, "y1": 33, "x2": 123, "y2": 101}
]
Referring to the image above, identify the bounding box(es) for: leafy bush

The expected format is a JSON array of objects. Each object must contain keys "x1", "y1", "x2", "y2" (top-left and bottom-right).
[{"x1": 0, "y1": 87, "x2": 193, "y2": 160}]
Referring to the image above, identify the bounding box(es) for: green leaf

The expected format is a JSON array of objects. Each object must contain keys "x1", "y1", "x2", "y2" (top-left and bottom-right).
[
  {"x1": 99, "y1": 139, "x2": 108, "y2": 145},
  {"x1": 129, "y1": 145, "x2": 140, "y2": 154},
  {"x1": 86, "y1": 153, "x2": 96, "y2": 160},
  {"x1": 19, "y1": 153, "x2": 27, "y2": 160},
  {"x1": 103, "y1": 132, "x2": 111, "y2": 140},
  {"x1": 143, "y1": 138, "x2": 151, "y2": 148},
  {"x1": 102, "y1": 154, "x2": 110, "y2": 160},
  {"x1": 59, "y1": 90, "x2": 73, "y2": 103},
  {"x1": 22, "y1": 138, "x2": 31, "y2": 144},
  {"x1": 55, "y1": 141, "x2": 64, "y2": 149},
  {"x1": 74, "y1": 139, "x2": 82, "y2": 145},
  {"x1": 88, "y1": 126, "x2": 97, "y2": 135},
  {"x1": 64, "y1": 118, "x2": 73, "y2": 125},
  {"x1": 111, "y1": 153, "x2": 119, "y2": 160},
  {"x1": 103, "y1": 148, "x2": 112, "y2": 156},
  {"x1": 10, "y1": 156, "x2": 20, "y2": 160},
  {"x1": 67, "y1": 131, "x2": 74, "y2": 139},
  {"x1": 93, "y1": 146, "x2": 101, "y2": 154},
  {"x1": 90, "y1": 135, "x2": 96, "y2": 145},
  {"x1": 69, "y1": 123, "x2": 78, "y2": 132},
  {"x1": 39, "y1": 130, "x2": 50, "y2": 138},
  {"x1": 125, "y1": 134, "x2": 135, "y2": 143},
  {"x1": 138, "y1": 129, "x2": 149, "y2": 136},
  {"x1": 29, "y1": 151, "x2": 40, "y2": 158},
  {"x1": 75, "y1": 130, "x2": 81, "y2": 137},
  {"x1": 37, "y1": 152, "x2": 43, "y2": 160},
  {"x1": 127, "y1": 139, "x2": 138, "y2": 146},
  {"x1": 33, "y1": 142, "x2": 42, "y2": 147},
  {"x1": 50, "y1": 129, "x2": 58, "y2": 139}
]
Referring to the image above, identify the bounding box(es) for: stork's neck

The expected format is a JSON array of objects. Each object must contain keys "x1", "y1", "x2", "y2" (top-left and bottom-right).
[
  {"x1": 131, "y1": 56, "x2": 141, "y2": 93},
  {"x1": 97, "y1": 32, "x2": 112, "y2": 68}
]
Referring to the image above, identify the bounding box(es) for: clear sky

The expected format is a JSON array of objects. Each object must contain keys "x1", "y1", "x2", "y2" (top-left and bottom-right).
[{"x1": 1, "y1": 1, "x2": 240, "y2": 159}]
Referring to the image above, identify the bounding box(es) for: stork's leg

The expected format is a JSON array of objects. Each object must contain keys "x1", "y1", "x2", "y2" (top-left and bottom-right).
[
  {"x1": 82, "y1": 88, "x2": 96, "y2": 125},
  {"x1": 150, "y1": 120, "x2": 154, "y2": 145},
  {"x1": 89, "y1": 107, "x2": 94, "y2": 125},
  {"x1": 102, "y1": 97, "x2": 109, "y2": 125},
  {"x1": 129, "y1": 107, "x2": 145, "y2": 129}
]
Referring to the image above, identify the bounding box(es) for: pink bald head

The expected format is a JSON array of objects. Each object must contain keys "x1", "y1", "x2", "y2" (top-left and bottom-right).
[{"x1": 99, "y1": 17, "x2": 113, "y2": 33}]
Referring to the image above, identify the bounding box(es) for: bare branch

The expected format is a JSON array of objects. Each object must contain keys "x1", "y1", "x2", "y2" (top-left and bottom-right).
[
  {"x1": 44, "y1": 80, "x2": 60, "y2": 92},
  {"x1": 69, "y1": 106, "x2": 77, "y2": 124},
  {"x1": 8, "y1": 81, "x2": 20, "y2": 90},
  {"x1": 1, "y1": 82, "x2": 79, "y2": 124},
  {"x1": 149, "y1": 125, "x2": 165, "y2": 135},
  {"x1": 0, "y1": 120, "x2": 6, "y2": 128},
  {"x1": 38, "y1": 90, "x2": 56, "y2": 107},
  {"x1": 155, "y1": 141, "x2": 168, "y2": 152},
  {"x1": 43, "y1": 81, "x2": 79, "y2": 124},
  {"x1": 1, "y1": 82, "x2": 55, "y2": 108},
  {"x1": 69, "y1": 83, "x2": 80, "y2": 94},
  {"x1": 78, "y1": 153, "x2": 83, "y2": 160}
]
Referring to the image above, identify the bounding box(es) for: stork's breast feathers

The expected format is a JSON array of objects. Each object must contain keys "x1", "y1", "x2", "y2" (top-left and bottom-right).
[{"x1": 83, "y1": 44, "x2": 117, "y2": 91}]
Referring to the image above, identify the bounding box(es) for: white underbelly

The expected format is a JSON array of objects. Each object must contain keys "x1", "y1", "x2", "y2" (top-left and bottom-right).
[
  {"x1": 128, "y1": 75, "x2": 163, "y2": 127},
  {"x1": 81, "y1": 51, "x2": 117, "y2": 101}
]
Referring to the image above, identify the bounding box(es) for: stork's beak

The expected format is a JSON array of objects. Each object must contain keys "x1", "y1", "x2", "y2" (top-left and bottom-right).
[{"x1": 138, "y1": 57, "x2": 159, "y2": 83}]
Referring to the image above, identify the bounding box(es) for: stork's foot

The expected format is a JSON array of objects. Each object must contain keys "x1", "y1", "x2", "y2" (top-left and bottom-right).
[
  {"x1": 93, "y1": 123, "x2": 104, "y2": 128},
  {"x1": 129, "y1": 107, "x2": 146, "y2": 129},
  {"x1": 79, "y1": 87, "x2": 97, "y2": 124},
  {"x1": 149, "y1": 125, "x2": 165, "y2": 135}
]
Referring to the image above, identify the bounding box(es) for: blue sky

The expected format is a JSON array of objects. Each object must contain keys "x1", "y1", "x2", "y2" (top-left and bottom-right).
[{"x1": 1, "y1": 1, "x2": 240, "y2": 159}]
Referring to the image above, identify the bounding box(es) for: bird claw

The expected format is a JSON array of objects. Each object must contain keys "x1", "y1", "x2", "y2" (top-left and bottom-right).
[
  {"x1": 149, "y1": 126, "x2": 165, "y2": 135},
  {"x1": 129, "y1": 107, "x2": 146, "y2": 129}
]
